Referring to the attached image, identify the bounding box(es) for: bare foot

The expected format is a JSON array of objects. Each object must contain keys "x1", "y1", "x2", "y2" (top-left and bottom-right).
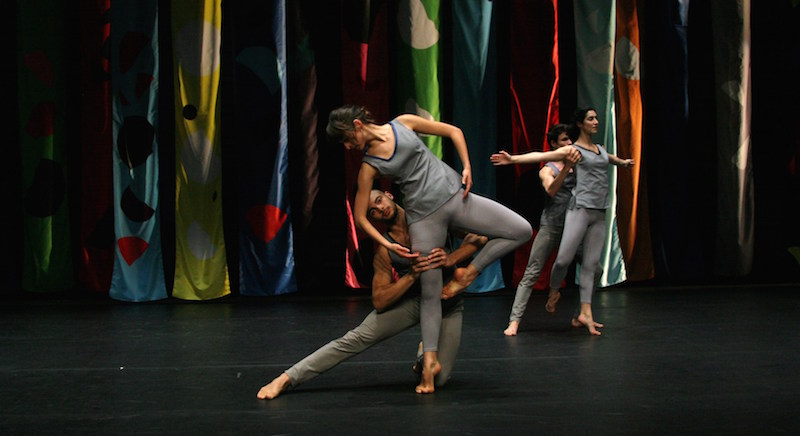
[
  {"x1": 504, "y1": 321, "x2": 519, "y2": 336},
  {"x1": 576, "y1": 313, "x2": 602, "y2": 336},
  {"x1": 415, "y1": 351, "x2": 441, "y2": 394},
  {"x1": 545, "y1": 289, "x2": 561, "y2": 313},
  {"x1": 572, "y1": 317, "x2": 603, "y2": 329},
  {"x1": 442, "y1": 265, "x2": 478, "y2": 299},
  {"x1": 257, "y1": 373, "x2": 291, "y2": 400}
]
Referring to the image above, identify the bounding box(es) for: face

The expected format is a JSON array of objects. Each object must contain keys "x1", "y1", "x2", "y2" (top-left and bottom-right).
[
  {"x1": 579, "y1": 110, "x2": 599, "y2": 135},
  {"x1": 551, "y1": 132, "x2": 572, "y2": 149},
  {"x1": 367, "y1": 190, "x2": 398, "y2": 223},
  {"x1": 342, "y1": 120, "x2": 365, "y2": 151}
]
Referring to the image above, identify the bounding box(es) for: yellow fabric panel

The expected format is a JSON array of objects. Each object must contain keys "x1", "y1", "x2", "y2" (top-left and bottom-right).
[{"x1": 171, "y1": 0, "x2": 230, "y2": 300}]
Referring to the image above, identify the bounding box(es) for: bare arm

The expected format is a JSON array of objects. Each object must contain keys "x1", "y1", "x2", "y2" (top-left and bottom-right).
[
  {"x1": 395, "y1": 114, "x2": 473, "y2": 197},
  {"x1": 608, "y1": 153, "x2": 635, "y2": 168},
  {"x1": 354, "y1": 163, "x2": 418, "y2": 259},
  {"x1": 491, "y1": 146, "x2": 580, "y2": 166},
  {"x1": 371, "y1": 247, "x2": 419, "y2": 312}
]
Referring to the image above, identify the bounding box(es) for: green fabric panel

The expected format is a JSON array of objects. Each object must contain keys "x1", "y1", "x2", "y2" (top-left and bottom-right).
[
  {"x1": 17, "y1": 0, "x2": 74, "y2": 292},
  {"x1": 395, "y1": 0, "x2": 442, "y2": 157},
  {"x1": 573, "y1": 0, "x2": 626, "y2": 287}
]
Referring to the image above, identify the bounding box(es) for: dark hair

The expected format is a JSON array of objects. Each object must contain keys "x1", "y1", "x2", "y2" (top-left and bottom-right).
[
  {"x1": 546, "y1": 124, "x2": 570, "y2": 145},
  {"x1": 326, "y1": 105, "x2": 376, "y2": 143},
  {"x1": 567, "y1": 106, "x2": 596, "y2": 140}
]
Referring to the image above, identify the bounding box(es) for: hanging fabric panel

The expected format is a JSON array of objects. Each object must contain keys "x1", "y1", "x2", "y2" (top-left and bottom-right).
[
  {"x1": 17, "y1": 0, "x2": 74, "y2": 292},
  {"x1": 78, "y1": 0, "x2": 114, "y2": 293},
  {"x1": 109, "y1": 1, "x2": 167, "y2": 302},
  {"x1": 451, "y1": 0, "x2": 503, "y2": 293},
  {"x1": 613, "y1": 0, "x2": 654, "y2": 282},
  {"x1": 395, "y1": 0, "x2": 442, "y2": 157},
  {"x1": 286, "y1": 0, "x2": 321, "y2": 282},
  {"x1": 507, "y1": 0, "x2": 561, "y2": 290},
  {"x1": 710, "y1": 0, "x2": 753, "y2": 276},
  {"x1": 340, "y1": 0, "x2": 391, "y2": 288},
  {"x1": 228, "y1": 1, "x2": 297, "y2": 296},
  {"x1": 573, "y1": 0, "x2": 626, "y2": 287},
  {"x1": 640, "y1": 0, "x2": 706, "y2": 280},
  {"x1": 171, "y1": 0, "x2": 230, "y2": 300},
  {"x1": 750, "y1": 1, "x2": 800, "y2": 279}
]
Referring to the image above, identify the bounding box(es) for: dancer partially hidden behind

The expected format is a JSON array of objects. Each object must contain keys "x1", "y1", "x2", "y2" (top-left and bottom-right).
[
  {"x1": 327, "y1": 105, "x2": 540, "y2": 393},
  {"x1": 257, "y1": 189, "x2": 486, "y2": 400},
  {"x1": 546, "y1": 107, "x2": 634, "y2": 335},
  {"x1": 489, "y1": 124, "x2": 580, "y2": 336}
]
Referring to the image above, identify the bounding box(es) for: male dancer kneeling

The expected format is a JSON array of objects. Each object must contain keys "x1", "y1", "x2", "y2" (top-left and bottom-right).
[{"x1": 258, "y1": 189, "x2": 487, "y2": 399}]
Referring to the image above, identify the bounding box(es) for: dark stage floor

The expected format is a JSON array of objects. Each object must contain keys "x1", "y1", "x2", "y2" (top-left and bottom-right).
[{"x1": 2, "y1": 283, "x2": 799, "y2": 435}]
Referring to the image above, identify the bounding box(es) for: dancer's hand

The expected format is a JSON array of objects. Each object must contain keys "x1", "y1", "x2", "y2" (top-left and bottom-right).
[
  {"x1": 490, "y1": 150, "x2": 513, "y2": 166},
  {"x1": 389, "y1": 243, "x2": 419, "y2": 259},
  {"x1": 620, "y1": 158, "x2": 635, "y2": 168},
  {"x1": 412, "y1": 248, "x2": 447, "y2": 273},
  {"x1": 565, "y1": 147, "x2": 581, "y2": 165},
  {"x1": 461, "y1": 168, "x2": 473, "y2": 198}
]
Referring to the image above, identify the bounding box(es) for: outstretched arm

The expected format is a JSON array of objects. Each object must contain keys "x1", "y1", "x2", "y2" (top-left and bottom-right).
[
  {"x1": 395, "y1": 114, "x2": 473, "y2": 197},
  {"x1": 491, "y1": 146, "x2": 580, "y2": 166},
  {"x1": 608, "y1": 153, "x2": 635, "y2": 168}
]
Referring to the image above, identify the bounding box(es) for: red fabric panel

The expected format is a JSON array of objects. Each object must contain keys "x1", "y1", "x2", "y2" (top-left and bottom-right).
[
  {"x1": 78, "y1": 0, "x2": 114, "y2": 292},
  {"x1": 340, "y1": 1, "x2": 391, "y2": 288},
  {"x1": 508, "y1": 0, "x2": 559, "y2": 289}
]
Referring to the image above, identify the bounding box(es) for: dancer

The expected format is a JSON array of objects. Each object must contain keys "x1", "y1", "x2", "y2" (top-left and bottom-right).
[
  {"x1": 327, "y1": 105, "x2": 542, "y2": 393},
  {"x1": 489, "y1": 124, "x2": 580, "y2": 336},
  {"x1": 257, "y1": 189, "x2": 486, "y2": 400},
  {"x1": 547, "y1": 107, "x2": 634, "y2": 336}
]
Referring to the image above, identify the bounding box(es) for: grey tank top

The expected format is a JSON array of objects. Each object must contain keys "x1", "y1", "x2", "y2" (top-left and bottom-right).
[
  {"x1": 362, "y1": 120, "x2": 462, "y2": 224},
  {"x1": 539, "y1": 162, "x2": 576, "y2": 227},
  {"x1": 570, "y1": 144, "x2": 610, "y2": 210}
]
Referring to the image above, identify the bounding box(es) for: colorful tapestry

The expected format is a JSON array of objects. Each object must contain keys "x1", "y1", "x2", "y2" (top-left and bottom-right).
[
  {"x1": 614, "y1": 0, "x2": 654, "y2": 281},
  {"x1": 171, "y1": 0, "x2": 230, "y2": 300},
  {"x1": 109, "y1": 0, "x2": 167, "y2": 301},
  {"x1": 451, "y1": 0, "x2": 504, "y2": 292},
  {"x1": 507, "y1": 0, "x2": 561, "y2": 290},
  {"x1": 573, "y1": 0, "x2": 625, "y2": 286},
  {"x1": 17, "y1": 0, "x2": 74, "y2": 292},
  {"x1": 78, "y1": 0, "x2": 114, "y2": 293},
  {"x1": 340, "y1": 0, "x2": 391, "y2": 288},
  {"x1": 228, "y1": 1, "x2": 297, "y2": 296},
  {"x1": 395, "y1": 0, "x2": 442, "y2": 157}
]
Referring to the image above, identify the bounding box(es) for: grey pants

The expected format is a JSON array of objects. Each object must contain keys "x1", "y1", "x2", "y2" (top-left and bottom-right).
[
  {"x1": 285, "y1": 298, "x2": 463, "y2": 388},
  {"x1": 509, "y1": 225, "x2": 563, "y2": 322},
  {"x1": 408, "y1": 190, "x2": 532, "y2": 352},
  {"x1": 549, "y1": 208, "x2": 606, "y2": 304}
]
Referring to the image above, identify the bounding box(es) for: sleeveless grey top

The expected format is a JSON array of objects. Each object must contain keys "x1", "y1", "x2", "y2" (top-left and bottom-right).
[
  {"x1": 362, "y1": 120, "x2": 462, "y2": 224},
  {"x1": 570, "y1": 144, "x2": 610, "y2": 210},
  {"x1": 539, "y1": 162, "x2": 576, "y2": 227}
]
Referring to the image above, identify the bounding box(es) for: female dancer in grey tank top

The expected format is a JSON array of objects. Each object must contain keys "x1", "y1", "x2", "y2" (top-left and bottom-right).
[
  {"x1": 547, "y1": 107, "x2": 634, "y2": 335},
  {"x1": 327, "y1": 105, "x2": 571, "y2": 394}
]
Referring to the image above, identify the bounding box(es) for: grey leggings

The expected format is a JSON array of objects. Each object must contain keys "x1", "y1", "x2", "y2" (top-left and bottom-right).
[
  {"x1": 509, "y1": 224, "x2": 563, "y2": 322},
  {"x1": 408, "y1": 190, "x2": 532, "y2": 352},
  {"x1": 549, "y1": 207, "x2": 606, "y2": 304},
  {"x1": 286, "y1": 297, "x2": 463, "y2": 388}
]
